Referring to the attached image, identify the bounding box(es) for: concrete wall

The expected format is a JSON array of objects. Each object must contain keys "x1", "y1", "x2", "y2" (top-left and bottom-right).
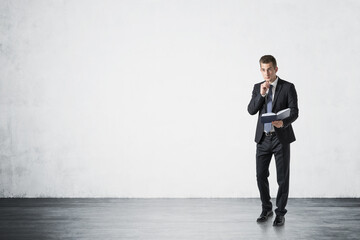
[{"x1": 1, "y1": 0, "x2": 359, "y2": 197}]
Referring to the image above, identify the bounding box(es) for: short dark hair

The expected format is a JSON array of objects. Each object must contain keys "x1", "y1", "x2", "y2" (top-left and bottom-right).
[{"x1": 259, "y1": 55, "x2": 277, "y2": 68}]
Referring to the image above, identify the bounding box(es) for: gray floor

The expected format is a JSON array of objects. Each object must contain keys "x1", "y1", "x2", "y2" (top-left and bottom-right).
[{"x1": 0, "y1": 198, "x2": 359, "y2": 240}]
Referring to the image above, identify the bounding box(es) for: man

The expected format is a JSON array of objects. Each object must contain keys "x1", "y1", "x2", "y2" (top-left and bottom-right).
[{"x1": 247, "y1": 55, "x2": 298, "y2": 226}]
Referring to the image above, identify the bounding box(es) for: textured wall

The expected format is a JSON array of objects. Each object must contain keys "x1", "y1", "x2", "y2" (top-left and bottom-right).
[{"x1": 0, "y1": 0, "x2": 360, "y2": 197}]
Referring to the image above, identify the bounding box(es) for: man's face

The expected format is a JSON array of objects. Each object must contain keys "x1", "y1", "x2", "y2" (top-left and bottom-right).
[{"x1": 260, "y1": 62, "x2": 278, "y2": 82}]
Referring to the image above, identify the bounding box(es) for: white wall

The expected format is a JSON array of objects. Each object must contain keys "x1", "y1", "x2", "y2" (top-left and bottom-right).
[{"x1": 0, "y1": 0, "x2": 359, "y2": 198}]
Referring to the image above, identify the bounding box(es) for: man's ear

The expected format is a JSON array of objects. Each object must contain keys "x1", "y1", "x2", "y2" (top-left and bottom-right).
[{"x1": 275, "y1": 67, "x2": 278, "y2": 73}]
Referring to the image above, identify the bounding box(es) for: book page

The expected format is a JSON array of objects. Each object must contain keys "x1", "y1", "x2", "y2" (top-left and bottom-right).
[
  {"x1": 277, "y1": 108, "x2": 290, "y2": 115},
  {"x1": 262, "y1": 113, "x2": 276, "y2": 116}
]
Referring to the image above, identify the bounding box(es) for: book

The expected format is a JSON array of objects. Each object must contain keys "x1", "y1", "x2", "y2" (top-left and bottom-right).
[{"x1": 261, "y1": 108, "x2": 291, "y2": 123}]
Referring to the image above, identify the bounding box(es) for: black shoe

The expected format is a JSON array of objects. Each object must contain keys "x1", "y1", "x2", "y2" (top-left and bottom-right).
[
  {"x1": 256, "y1": 210, "x2": 273, "y2": 222},
  {"x1": 273, "y1": 215, "x2": 285, "y2": 226}
]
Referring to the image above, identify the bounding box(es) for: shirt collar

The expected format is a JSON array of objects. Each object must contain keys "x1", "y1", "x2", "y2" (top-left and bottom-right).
[{"x1": 270, "y1": 76, "x2": 279, "y2": 88}]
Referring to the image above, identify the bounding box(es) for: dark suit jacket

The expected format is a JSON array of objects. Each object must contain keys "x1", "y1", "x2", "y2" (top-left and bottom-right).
[{"x1": 247, "y1": 78, "x2": 299, "y2": 144}]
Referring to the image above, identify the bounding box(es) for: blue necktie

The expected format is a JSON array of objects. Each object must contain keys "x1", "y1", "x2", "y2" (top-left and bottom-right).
[{"x1": 264, "y1": 85, "x2": 273, "y2": 133}]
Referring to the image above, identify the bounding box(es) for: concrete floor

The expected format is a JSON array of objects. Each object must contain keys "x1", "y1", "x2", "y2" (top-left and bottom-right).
[{"x1": 0, "y1": 198, "x2": 359, "y2": 240}]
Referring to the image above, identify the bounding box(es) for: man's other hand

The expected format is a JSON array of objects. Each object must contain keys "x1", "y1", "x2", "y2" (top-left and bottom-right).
[{"x1": 272, "y1": 120, "x2": 283, "y2": 128}]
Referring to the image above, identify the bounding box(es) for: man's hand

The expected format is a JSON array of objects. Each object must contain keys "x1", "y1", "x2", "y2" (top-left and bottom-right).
[
  {"x1": 272, "y1": 120, "x2": 283, "y2": 128},
  {"x1": 260, "y1": 81, "x2": 270, "y2": 96}
]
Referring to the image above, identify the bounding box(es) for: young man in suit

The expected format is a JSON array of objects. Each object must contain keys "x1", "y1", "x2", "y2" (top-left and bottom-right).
[{"x1": 247, "y1": 55, "x2": 298, "y2": 226}]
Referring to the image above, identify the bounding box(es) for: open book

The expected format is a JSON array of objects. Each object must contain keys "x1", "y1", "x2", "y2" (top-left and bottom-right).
[{"x1": 261, "y1": 108, "x2": 291, "y2": 123}]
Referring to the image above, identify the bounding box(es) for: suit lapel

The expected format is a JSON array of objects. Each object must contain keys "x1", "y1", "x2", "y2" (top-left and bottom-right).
[{"x1": 272, "y1": 78, "x2": 283, "y2": 107}]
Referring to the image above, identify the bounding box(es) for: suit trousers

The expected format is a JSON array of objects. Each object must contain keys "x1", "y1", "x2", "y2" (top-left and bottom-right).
[{"x1": 256, "y1": 132, "x2": 290, "y2": 216}]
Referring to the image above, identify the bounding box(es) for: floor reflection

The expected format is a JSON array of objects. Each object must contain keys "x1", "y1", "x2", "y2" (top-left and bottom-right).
[{"x1": 0, "y1": 198, "x2": 359, "y2": 240}]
